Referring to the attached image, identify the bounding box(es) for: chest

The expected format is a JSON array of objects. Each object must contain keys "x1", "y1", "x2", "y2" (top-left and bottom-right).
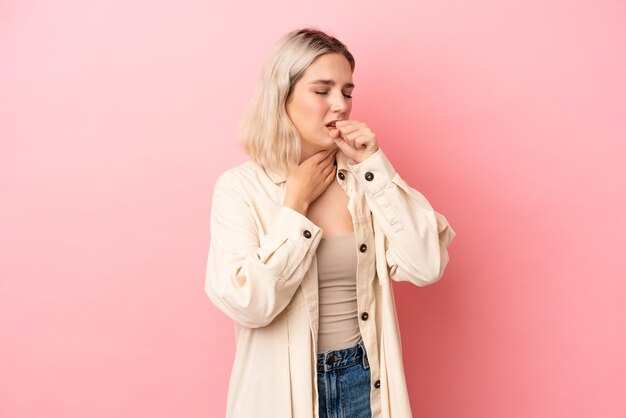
[{"x1": 306, "y1": 180, "x2": 353, "y2": 238}]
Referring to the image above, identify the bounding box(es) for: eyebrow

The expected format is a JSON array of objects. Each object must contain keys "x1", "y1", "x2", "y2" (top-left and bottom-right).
[{"x1": 308, "y1": 79, "x2": 355, "y2": 88}]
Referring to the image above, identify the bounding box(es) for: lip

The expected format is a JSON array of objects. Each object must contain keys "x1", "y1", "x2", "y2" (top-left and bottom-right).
[{"x1": 325, "y1": 119, "x2": 342, "y2": 127}]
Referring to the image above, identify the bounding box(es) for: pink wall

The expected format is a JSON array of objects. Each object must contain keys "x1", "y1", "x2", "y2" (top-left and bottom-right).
[{"x1": 1, "y1": 0, "x2": 625, "y2": 417}]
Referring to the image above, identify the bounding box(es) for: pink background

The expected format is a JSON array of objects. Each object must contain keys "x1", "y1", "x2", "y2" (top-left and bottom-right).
[{"x1": 2, "y1": 0, "x2": 625, "y2": 417}]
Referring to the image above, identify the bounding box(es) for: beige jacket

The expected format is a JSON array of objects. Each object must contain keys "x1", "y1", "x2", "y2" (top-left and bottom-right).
[{"x1": 205, "y1": 147, "x2": 456, "y2": 417}]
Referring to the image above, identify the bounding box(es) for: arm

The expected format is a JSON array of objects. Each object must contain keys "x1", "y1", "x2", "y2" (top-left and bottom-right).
[
  {"x1": 204, "y1": 172, "x2": 322, "y2": 328},
  {"x1": 347, "y1": 147, "x2": 457, "y2": 286}
]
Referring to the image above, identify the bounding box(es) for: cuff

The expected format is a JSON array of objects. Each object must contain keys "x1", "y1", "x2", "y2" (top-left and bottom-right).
[
  {"x1": 347, "y1": 147, "x2": 397, "y2": 195},
  {"x1": 274, "y1": 205, "x2": 322, "y2": 248}
]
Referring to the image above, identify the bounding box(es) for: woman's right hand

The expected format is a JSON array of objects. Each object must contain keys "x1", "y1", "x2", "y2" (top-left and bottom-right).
[{"x1": 284, "y1": 148, "x2": 338, "y2": 215}]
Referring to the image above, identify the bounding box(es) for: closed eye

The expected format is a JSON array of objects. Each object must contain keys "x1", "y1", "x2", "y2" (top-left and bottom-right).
[{"x1": 316, "y1": 91, "x2": 353, "y2": 99}]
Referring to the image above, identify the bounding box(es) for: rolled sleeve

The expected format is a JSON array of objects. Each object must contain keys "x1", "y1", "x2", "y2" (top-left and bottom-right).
[
  {"x1": 270, "y1": 205, "x2": 322, "y2": 286},
  {"x1": 348, "y1": 147, "x2": 456, "y2": 286},
  {"x1": 348, "y1": 147, "x2": 402, "y2": 231},
  {"x1": 205, "y1": 172, "x2": 322, "y2": 328}
]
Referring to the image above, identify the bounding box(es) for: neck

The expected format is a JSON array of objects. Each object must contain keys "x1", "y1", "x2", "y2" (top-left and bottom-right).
[
  {"x1": 299, "y1": 143, "x2": 318, "y2": 163},
  {"x1": 300, "y1": 142, "x2": 336, "y2": 163}
]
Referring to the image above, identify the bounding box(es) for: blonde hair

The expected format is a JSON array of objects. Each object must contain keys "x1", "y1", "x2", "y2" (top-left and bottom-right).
[{"x1": 237, "y1": 27, "x2": 355, "y2": 174}]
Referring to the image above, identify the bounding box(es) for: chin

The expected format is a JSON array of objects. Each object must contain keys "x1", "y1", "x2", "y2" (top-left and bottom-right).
[{"x1": 321, "y1": 136, "x2": 337, "y2": 148}]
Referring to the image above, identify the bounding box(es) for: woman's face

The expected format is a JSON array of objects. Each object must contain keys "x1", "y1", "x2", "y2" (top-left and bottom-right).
[{"x1": 286, "y1": 53, "x2": 354, "y2": 160}]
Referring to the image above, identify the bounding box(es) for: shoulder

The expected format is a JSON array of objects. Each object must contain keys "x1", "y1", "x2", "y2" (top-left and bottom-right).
[
  {"x1": 210, "y1": 160, "x2": 278, "y2": 216},
  {"x1": 213, "y1": 159, "x2": 272, "y2": 195}
]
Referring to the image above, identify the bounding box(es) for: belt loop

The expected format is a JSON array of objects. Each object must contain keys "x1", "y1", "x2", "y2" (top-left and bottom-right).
[{"x1": 359, "y1": 340, "x2": 370, "y2": 369}]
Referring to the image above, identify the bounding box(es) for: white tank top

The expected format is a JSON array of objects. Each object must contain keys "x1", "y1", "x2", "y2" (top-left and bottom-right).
[{"x1": 316, "y1": 232, "x2": 362, "y2": 353}]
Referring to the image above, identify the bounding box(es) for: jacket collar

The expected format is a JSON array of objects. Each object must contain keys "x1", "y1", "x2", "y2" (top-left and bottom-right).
[{"x1": 264, "y1": 149, "x2": 352, "y2": 185}]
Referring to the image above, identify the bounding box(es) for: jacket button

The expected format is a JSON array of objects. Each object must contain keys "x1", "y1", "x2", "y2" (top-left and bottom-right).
[
  {"x1": 374, "y1": 379, "x2": 380, "y2": 388},
  {"x1": 361, "y1": 312, "x2": 369, "y2": 320},
  {"x1": 365, "y1": 172, "x2": 374, "y2": 181},
  {"x1": 338, "y1": 171, "x2": 345, "y2": 180},
  {"x1": 303, "y1": 230, "x2": 311, "y2": 239},
  {"x1": 359, "y1": 244, "x2": 367, "y2": 253}
]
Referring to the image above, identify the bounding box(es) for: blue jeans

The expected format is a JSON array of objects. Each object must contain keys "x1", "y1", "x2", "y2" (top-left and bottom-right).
[{"x1": 316, "y1": 339, "x2": 372, "y2": 418}]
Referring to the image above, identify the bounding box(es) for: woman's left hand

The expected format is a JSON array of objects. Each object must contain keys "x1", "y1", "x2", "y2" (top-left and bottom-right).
[{"x1": 330, "y1": 119, "x2": 379, "y2": 164}]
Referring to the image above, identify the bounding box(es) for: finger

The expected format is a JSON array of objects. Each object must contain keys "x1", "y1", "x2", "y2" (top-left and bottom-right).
[
  {"x1": 322, "y1": 162, "x2": 334, "y2": 176},
  {"x1": 340, "y1": 134, "x2": 357, "y2": 149},
  {"x1": 350, "y1": 132, "x2": 367, "y2": 145},
  {"x1": 354, "y1": 134, "x2": 375, "y2": 149},
  {"x1": 336, "y1": 121, "x2": 364, "y2": 136},
  {"x1": 335, "y1": 119, "x2": 359, "y2": 129},
  {"x1": 333, "y1": 137, "x2": 351, "y2": 154},
  {"x1": 342, "y1": 127, "x2": 369, "y2": 141},
  {"x1": 324, "y1": 165, "x2": 337, "y2": 184},
  {"x1": 305, "y1": 154, "x2": 321, "y2": 166},
  {"x1": 322, "y1": 159, "x2": 332, "y2": 170},
  {"x1": 310, "y1": 148, "x2": 334, "y2": 164},
  {"x1": 320, "y1": 148, "x2": 338, "y2": 165}
]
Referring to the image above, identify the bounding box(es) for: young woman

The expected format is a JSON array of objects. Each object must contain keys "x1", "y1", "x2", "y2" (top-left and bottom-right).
[{"x1": 205, "y1": 27, "x2": 456, "y2": 418}]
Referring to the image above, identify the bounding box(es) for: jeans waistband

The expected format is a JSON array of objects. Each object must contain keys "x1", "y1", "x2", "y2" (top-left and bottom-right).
[{"x1": 316, "y1": 339, "x2": 369, "y2": 372}]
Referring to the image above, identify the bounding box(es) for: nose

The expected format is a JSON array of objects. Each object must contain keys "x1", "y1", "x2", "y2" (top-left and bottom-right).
[{"x1": 331, "y1": 91, "x2": 349, "y2": 113}]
